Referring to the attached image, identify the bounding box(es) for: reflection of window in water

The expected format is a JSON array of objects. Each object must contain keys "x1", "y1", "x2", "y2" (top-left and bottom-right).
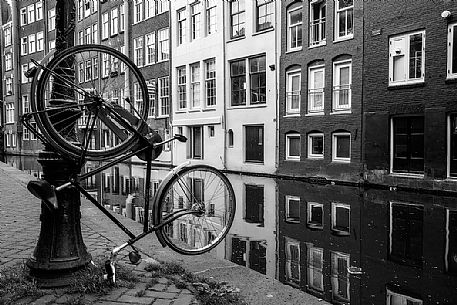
[
  {"x1": 331, "y1": 252, "x2": 350, "y2": 302},
  {"x1": 446, "y1": 209, "x2": 457, "y2": 274},
  {"x1": 285, "y1": 195, "x2": 300, "y2": 223},
  {"x1": 331, "y1": 202, "x2": 350, "y2": 235},
  {"x1": 389, "y1": 202, "x2": 424, "y2": 267},
  {"x1": 230, "y1": 237, "x2": 267, "y2": 275},
  {"x1": 244, "y1": 184, "x2": 264, "y2": 225},
  {"x1": 307, "y1": 244, "x2": 323, "y2": 292},
  {"x1": 386, "y1": 288, "x2": 422, "y2": 305},
  {"x1": 285, "y1": 238, "x2": 300, "y2": 286},
  {"x1": 179, "y1": 222, "x2": 187, "y2": 243},
  {"x1": 307, "y1": 202, "x2": 323, "y2": 229}
]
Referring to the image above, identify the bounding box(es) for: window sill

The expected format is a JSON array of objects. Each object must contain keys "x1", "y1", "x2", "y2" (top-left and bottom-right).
[
  {"x1": 330, "y1": 110, "x2": 351, "y2": 115},
  {"x1": 285, "y1": 219, "x2": 300, "y2": 224},
  {"x1": 389, "y1": 172, "x2": 425, "y2": 179},
  {"x1": 244, "y1": 161, "x2": 265, "y2": 165},
  {"x1": 228, "y1": 104, "x2": 267, "y2": 110},
  {"x1": 309, "y1": 41, "x2": 326, "y2": 49},
  {"x1": 284, "y1": 113, "x2": 300, "y2": 118},
  {"x1": 156, "y1": 115, "x2": 169, "y2": 119},
  {"x1": 202, "y1": 107, "x2": 216, "y2": 112},
  {"x1": 334, "y1": 35, "x2": 354, "y2": 43},
  {"x1": 305, "y1": 112, "x2": 324, "y2": 116},
  {"x1": 175, "y1": 110, "x2": 187, "y2": 114},
  {"x1": 307, "y1": 223, "x2": 323, "y2": 230},
  {"x1": 445, "y1": 77, "x2": 457, "y2": 84},
  {"x1": 188, "y1": 109, "x2": 202, "y2": 113},
  {"x1": 110, "y1": 33, "x2": 119, "y2": 38},
  {"x1": 285, "y1": 158, "x2": 300, "y2": 162},
  {"x1": 331, "y1": 229, "x2": 350, "y2": 236},
  {"x1": 388, "y1": 81, "x2": 425, "y2": 90},
  {"x1": 227, "y1": 35, "x2": 245, "y2": 43},
  {"x1": 252, "y1": 27, "x2": 274, "y2": 37},
  {"x1": 332, "y1": 159, "x2": 351, "y2": 163},
  {"x1": 285, "y1": 48, "x2": 303, "y2": 54},
  {"x1": 157, "y1": 59, "x2": 169, "y2": 63},
  {"x1": 308, "y1": 156, "x2": 324, "y2": 160}
]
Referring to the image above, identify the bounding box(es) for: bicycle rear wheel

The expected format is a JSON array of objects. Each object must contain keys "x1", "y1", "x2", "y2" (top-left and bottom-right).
[
  {"x1": 155, "y1": 165, "x2": 236, "y2": 255},
  {"x1": 31, "y1": 44, "x2": 150, "y2": 161}
]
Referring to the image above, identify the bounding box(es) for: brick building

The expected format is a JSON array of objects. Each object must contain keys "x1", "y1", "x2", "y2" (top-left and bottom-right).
[
  {"x1": 363, "y1": 0, "x2": 457, "y2": 192},
  {"x1": 278, "y1": 0, "x2": 364, "y2": 183}
]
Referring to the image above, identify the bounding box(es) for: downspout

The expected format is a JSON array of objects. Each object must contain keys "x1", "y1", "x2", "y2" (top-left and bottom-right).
[
  {"x1": 222, "y1": 1, "x2": 227, "y2": 170},
  {"x1": 168, "y1": 0, "x2": 173, "y2": 167},
  {"x1": 11, "y1": 0, "x2": 20, "y2": 155},
  {"x1": 274, "y1": 0, "x2": 280, "y2": 172},
  {"x1": 361, "y1": 0, "x2": 365, "y2": 183}
]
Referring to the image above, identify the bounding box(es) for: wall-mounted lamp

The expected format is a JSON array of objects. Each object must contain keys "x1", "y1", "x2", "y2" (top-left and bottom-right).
[
  {"x1": 269, "y1": 64, "x2": 275, "y2": 71},
  {"x1": 441, "y1": 10, "x2": 452, "y2": 18}
]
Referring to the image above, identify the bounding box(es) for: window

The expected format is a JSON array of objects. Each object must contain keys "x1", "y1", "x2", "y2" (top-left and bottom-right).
[
  {"x1": 134, "y1": 37, "x2": 144, "y2": 67},
  {"x1": 78, "y1": 0, "x2": 83, "y2": 20},
  {"x1": 85, "y1": 60, "x2": 92, "y2": 82},
  {"x1": 331, "y1": 252, "x2": 350, "y2": 302},
  {"x1": 205, "y1": 58, "x2": 216, "y2": 106},
  {"x1": 286, "y1": 196, "x2": 300, "y2": 223},
  {"x1": 335, "y1": 0, "x2": 353, "y2": 40},
  {"x1": 36, "y1": 1, "x2": 43, "y2": 20},
  {"x1": 446, "y1": 209, "x2": 457, "y2": 274},
  {"x1": 177, "y1": 66, "x2": 187, "y2": 109},
  {"x1": 102, "y1": 12, "x2": 109, "y2": 39},
  {"x1": 22, "y1": 95, "x2": 30, "y2": 114},
  {"x1": 250, "y1": 56, "x2": 266, "y2": 104},
  {"x1": 208, "y1": 126, "x2": 215, "y2": 137},
  {"x1": 147, "y1": 80, "x2": 155, "y2": 117},
  {"x1": 285, "y1": 238, "x2": 300, "y2": 285},
  {"x1": 5, "y1": 77, "x2": 13, "y2": 95},
  {"x1": 332, "y1": 132, "x2": 351, "y2": 162},
  {"x1": 331, "y1": 202, "x2": 350, "y2": 235},
  {"x1": 245, "y1": 125, "x2": 264, "y2": 163},
  {"x1": 190, "y1": 126, "x2": 203, "y2": 159},
  {"x1": 307, "y1": 246, "x2": 323, "y2": 291},
  {"x1": 158, "y1": 28, "x2": 169, "y2": 61},
  {"x1": 92, "y1": 23, "x2": 98, "y2": 43},
  {"x1": 4, "y1": 26, "x2": 11, "y2": 47},
  {"x1": 190, "y1": 63, "x2": 201, "y2": 108},
  {"x1": 392, "y1": 116, "x2": 424, "y2": 174},
  {"x1": 78, "y1": 30, "x2": 84, "y2": 45},
  {"x1": 177, "y1": 8, "x2": 187, "y2": 45},
  {"x1": 286, "y1": 69, "x2": 301, "y2": 115},
  {"x1": 308, "y1": 133, "x2": 324, "y2": 158},
  {"x1": 145, "y1": 0, "x2": 155, "y2": 19},
  {"x1": 286, "y1": 133, "x2": 300, "y2": 161},
  {"x1": 158, "y1": 77, "x2": 169, "y2": 116},
  {"x1": 134, "y1": 0, "x2": 143, "y2": 23},
  {"x1": 230, "y1": 0, "x2": 245, "y2": 38},
  {"x1": 191, "y1": 2, "x2": 201, "y2": 40},
  {"x1": 111, "y1": 7, "x2": 119, "y2": 36},
  {"x1": 228, "y1": 129, "x2": 234, "y2": 147},
  {"x1": 157, "y1": 0, "x2": 169, "y2": 14},
  {"x1": 119, "y1": 4, "x2": 125, "y2": 32},
  {"x1": 36, "y1": 31, "x2": 44, "y2": 51},
  {"x1": 48, "y1": 8, "x2": 55, "y2": 31},
  {"x1": 85, "y1": 27, "x2": 91, "y2": 44},
  {"x1": 230, "y1": 59, "x2": 246, "y2": 106},
  {"x1": 308, "y1": 65, "x2": 325, "y2": 113},
  {"x1": 28, "y1": 4, "x2": 35, "y2": 24},
  {"x1": 30, "y1": 125, "x2": 37, "y2": 140},
  {"x1": 6, "y1": 103, "x2": 14, "y2": 123},
  {"x1": 145, "y1": 32, "x2": 156, "y2": 65},
  {"x1": 134, "y1": 83, "x2": 144, "y2": 114},
  {"x1": 78, "y1": 62, "x2": 85, "y2": 82},
  {"x1": 256, "y1": 0, "x2": 274, "y2": 32},
  {"x1": 49, "y1": 40, "x2": 55, "y2": 50},
  {"x1": 386, "y1": 289, "x2": 423, "y2": 305},
  {"x1": 288, "y1": 5, "x2": 303, "y2": 51},
  {"x1": 307, "y1": 202, "x2": 323, "y2": 229},
  {"x1": 22, "y1": 64, "x2": 29, "y2": 84},
  {"x1": 11, "y1": 133, "x2": 16, "y2": 147},
  {"x1": 245, "y1": 184, "x2": 264, "y2": 224},
  {"x1": 23, "y1": 128, "x2": 30, "y2": 141},
  {"x1": 449, "y1": 115, "x2": 457, "y2": 177},
  {"x1": 84, "y1": 0, "x2": 91, "y2": 17},
  {"x1": 389, "y1": 31, "x2": 425, "y2": 85},
  {"x1": 310, "y1": 0, "x2": 326, "y2": 46},
  {"x1": 206, "y1": 0, "x2": 216, "y2": 35},
  {"x1": 5, "y1": 53, "x2": 12, "y2": 71},
  {"x1": 20, "y1": 8, "x2": 27, "y2": 25},
  {"x1": 333, "y1": 60, "x2": 351, "y2": 111},
  {"x1": 448, "y1": 23, "x2": 457, "y2": 78},
  {"x1": 21, "y1": 37, "x2": 27, "y2": 55},
  {"x1": 389, "y1": 202, "x2": 424, "y2": 267}
]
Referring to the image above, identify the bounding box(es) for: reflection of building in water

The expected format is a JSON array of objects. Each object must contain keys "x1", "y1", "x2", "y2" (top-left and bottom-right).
[
  {"x1": 277, "y1": 180, "x2": 361, "y2": 304},
  {"x1": 224, "y1": 174, "x2": 277, "y2": 278}
]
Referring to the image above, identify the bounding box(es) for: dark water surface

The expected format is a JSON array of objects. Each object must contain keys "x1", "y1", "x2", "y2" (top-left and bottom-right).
[{"x1": 3, "y1": 154, "x2": 457, "y2": 305}]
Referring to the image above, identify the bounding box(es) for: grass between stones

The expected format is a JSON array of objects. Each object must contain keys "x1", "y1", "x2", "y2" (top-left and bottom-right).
[{"x1": 144, "y1": 261, "x2": 247, "y2": 305}]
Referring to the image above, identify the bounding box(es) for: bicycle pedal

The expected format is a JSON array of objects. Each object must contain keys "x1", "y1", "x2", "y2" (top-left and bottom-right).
[{"x1": 128, "y1": 251, "x2": 141, "y2": 265}]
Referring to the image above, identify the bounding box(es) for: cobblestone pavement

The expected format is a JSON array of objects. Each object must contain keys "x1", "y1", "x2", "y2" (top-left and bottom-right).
[{"x1": 0, "y1": 161, "x2": 199, "y2": 305}]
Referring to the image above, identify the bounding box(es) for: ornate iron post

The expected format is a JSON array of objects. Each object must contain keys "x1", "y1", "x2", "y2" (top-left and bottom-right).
[{"x1": 26, "y1": 0, "x2": 91, "y2": 287}]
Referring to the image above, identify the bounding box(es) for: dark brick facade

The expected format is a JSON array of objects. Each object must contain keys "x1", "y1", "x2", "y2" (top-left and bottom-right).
[
  {"x1": 363, "y1": 0, "x2": 457, "y2": 191},
  {"x1": 278, "y1": 0, "x2": 364, "y2": 183}
]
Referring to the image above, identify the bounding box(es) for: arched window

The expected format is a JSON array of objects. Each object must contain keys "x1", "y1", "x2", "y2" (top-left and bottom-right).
[{"x1": 228, "y1": 129, "x2": 234, "y2": 147}]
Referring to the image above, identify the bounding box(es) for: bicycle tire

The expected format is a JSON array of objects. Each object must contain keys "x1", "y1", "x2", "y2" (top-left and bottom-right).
[
  {"x1": 31, "y1": 44, "x2": 150, "y2": 161},
  {"x1": 155, "y1": 165, "x2": 236, "y2": 255}
]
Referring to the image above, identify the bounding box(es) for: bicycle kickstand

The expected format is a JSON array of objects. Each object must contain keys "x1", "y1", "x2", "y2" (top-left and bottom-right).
[{"x1": 103, "y1": 242, "x2": 142, "y2": 284}]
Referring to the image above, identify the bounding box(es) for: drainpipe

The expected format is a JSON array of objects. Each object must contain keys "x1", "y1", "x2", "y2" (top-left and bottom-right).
[
  {"x1": 222, "y1": 1, "x2": 227, "y2": 170},
  {"x1": 11, "y1": 0, "x2": 20, "y2": 155},
  {"x1": 274, "y1": 0, "x2": 280, "y2": 172}
]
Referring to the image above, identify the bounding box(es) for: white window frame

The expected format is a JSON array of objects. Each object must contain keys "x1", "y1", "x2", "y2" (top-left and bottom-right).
[
  {"x1": 191, "y1": 2, "x2": 201, "y2": 40},
  {"x1": 5, "y1": 77, "x2": 13, "y2": 95},
  {"x1": 36, "y1": 1, "x2": 43, "y2": 20},
  {"x1": 286, "y1": 133, "x2": 301, "y2": 161},
  {"x1": 22, "y1": 95, "x2": 30, "y2": 114},
  {"x1": 145, "y1": 32, "x2": 156, "y2": 65},
  {"x1": 177, "y1": 66, "x2": 187, "y2": 110},
  {"x1": 21, "y1": 37, "x2": 27, "y2": 55},
  {"x1": 334, "y1": 0, "x2": 353, "y2": 41},
  {"x1": 11, "y1": 132, "x2": 16, "y2": 147},
  {"x1": 331, "y1": 252, "x2": 350, "y2": 302},
  {"x1": 36, "y1": 31, "x2": 44, "y2": 51},
  {"x1": 5, "y1": 52, "x2": 12, "y2": 71},
  {"x1": 20, "y1": 8, "x2": 27, "y2": 26},
  {"x1": 21, "y1": 64, "x2": 29, "y2": 84},
  {"x1": 285, "y1": 195, "x2": 300, "y2": 223},
  {"x1": 308, "y1": 132, "x2": 324, "y2": 159},
  {"x1": 158, "y1": 77, "x2": 170, "y2": 117},
  {"x1": 205, "y1": 58, "x2": 216, "y2": 107},
  {"x1": 4, "y1": 26, "x2": 12, "y2": 47},
  {"x1": 134, "y1": 0, "x2": 144, "y2": 24},
  {"x1": 206, "y1": 0, "x2": 217, "y2": 35},
  {"x1": 78, "y1": 30, "x2": 84, "y2": 45},
  {"x1": 177, "y1": 8, "x2": 187, "y2": 45},
  {"x1": 85, "y1": 27, "x2": 91, "y2": 44},
  {"x1": 111, "y1": 7, "x2": 119, "y2": 36},
  {"x1": 145, "y1": 0, "x2": 155, "y2": 19},
  {"x1": 48, "y1": 8, "x2": 55, "y2": 31},
  {"x1": 386, "y1": 289, "x2": 423, "y2": 305},
  {"x1": 285, "y1": 238, "x2": 301, "y2": 285},
  {"x1": 389, "y1": 30, "x2": 425, "y2": 86},
  {"x1": 190, "y1": 62, "x2": 201, "y2": 109},
  {"x1": 157, "y1": 0, "x2": 169, "y2": 14},
  {"x1": 286, "y1": 69, "x2": 301, "y2": 115},
  {"x1": 309, "y1": 0, "x2": 326, "y2": 47},
  {"x1": 6, "y1": 103, "x2": 14, "y2": 123},
  {"x1": 287, "y1": 6, "x2": 303, "y2": 51},
  {"x1": 158, "y1": 28, "x2": 169, "y2": 62},
  {"x1": 102, "y1": 12, "x2": 109, "y2": 40},
  {"x1": 27, "y1": 4, "x2": 36, "y2": 24},
  {"x1": 120, "y1": 4, "x2": 125, "y2": 32},
  {"x1": 332, "y1": 60, "x2": 351, "y2": 111},
  {"x1": 92, "y1": 23, "x2": 98, "y2": 43},
  {"x1": 307, "y1": 202, "x2": 323, "y2": 229},
  {"x1": 134, "y1": 36, "x2": 144, "y2": 67},
  {"x1": 447, "y1": 23, "x2": 457, "y2": 79},
  {"x1": 331, "y1": 202, "x2": 350, "y2": 234},
  {"x1": 23, "y1": 127, "x2": 30, "y2": 140},
  {"x1": 308, "y1": 65, "x2": 325, "y2": 113},
  {"x1": 332, "y1": 132, "x2": 351, "y2": 162},
  {"x1": 307, "y1": 245, "x2": 323, "y2": 291},
  {"x1": 190, "y1": 126, "x2": 203, "y2": 159}
]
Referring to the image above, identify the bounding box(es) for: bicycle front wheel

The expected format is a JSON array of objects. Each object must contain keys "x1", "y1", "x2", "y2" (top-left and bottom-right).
[
  {"x1": 31, "y1": 44, "x2": 150, "y2": 161},
  {"x1": 155, "y1": 165, "x2": 236, "y2": 255}
]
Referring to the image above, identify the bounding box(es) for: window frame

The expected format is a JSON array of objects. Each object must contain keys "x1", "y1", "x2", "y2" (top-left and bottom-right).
[
  {"x1": 102, "y1": 12, "x2": 109, "y2": 40},
  {"x1": 48, "y1": 8, "x2": 56, "y2": 31},
  {"x1": 190, "y1": 62, "x2": 201, "y2": 109},
  {"x1": 158, "y1": 28, "x2": 170, "y2": 62},
  {"x1": 5, "y1": 103, "x2": 15, "y2": 124},
  {"x1": 330, "y1": 252, "x2": 350, "y2": 302},
  {"x1": 230, "y1": 59, "x2": 246, "y2": 106},
  {"x1": 157, "y1": 0, "x2": 169, "y2": 14},
  {"x1": 36, "y1": 31, "x2": 44, "y2": 51},
  {"x1": 308, "y1": 65, "x2": 325, "y2": 113},
  {"x1": 332, "y1": 132, "x2": 351, "y2": 163},
  {"x1": 307, "y1": 202, "x2": 323, "y2": 229},
  {"x1": 287, "y1": 5, "x2": 303, "y2": 52},
  {"x1": 307, "y1": 245, "x2": 324, "y2": 291},
  {"x1": 21, "y1": 37, "x2": 28, "y2": 55},
  {"x1": 285, "y1": 238, "x2": 301, "y2": 286},
  {"x1": 285, "y1": 195, "x2": 300, "y2": 223},
  {"x1": 177, "y1": 8, "x2": 187, "y2": 45},
  {"x1": 334, "y1": 0, "x2": 353, "y2": 41},
  {"x1": 229, "y1": 0, "x2": 245, "y2": 39},
  {"x1": 4, "y1": 25, "x2": 12, "y2": 47},
  {"x1": 20, "y1": 7, "x2": 27, "y2": 26},
  {"x1": 389, "y1": 30, "x2": 425, "y2": 86},
  {"x1": 5, "y1": 52, "x2": 12, "y2": 71},
  {"x1": 256, "y1": 0, "x2": 274, "y2": 32},
  {"x1": 191, "y1": 2, "x2": 202, "y2": 40},
  {"x1": 332, "y1": 60, "x2": 352, "y2": 112},
  {"x1": 145, "y1": 32, "x2": 156, "y2": 65},
  {"x1": 308, "y1": 132, "x2": 324, "y2": 159},
  {"x1": 206, "y1": 0, "x2": 217, "y2": 35},
  {"x1": 205, "y1": 58, "x2": 216, "y2": 107},
  {"x1": 286, "y1": 69, "x2": 301, "y2": 115},
  {"x1": 177, "y1": 66, "x2": 187, "y2": 110},
  {"x1": 134, "y1": 36, "x2": 144, "y2": 67},
  {"x1": 245, "y1": 125, "x2": 264, "y2": 163},
  {"x1": 386, "y1": 289, "x2": 423, "y2": 305},
  {"x1": 36, "y1": 1, "x2": 43, "y2": 20},
  {"x1": 190, "y1": 126, "x2": 203, "y2": 159},
  {"x1": 447, "y1": 22, "x2": 457, "y2": 79},
  {"x1": 111, "y1": 7, "x2": 119, "y2": 36},
  {"x1": 27, "y1": 4, "x2": 36, "y2": 24},
  {"x1": 331, "y1": 202, "x2": 350, "y2": 235},
  {"x1": 249, "y1": 55, "x2": 267, "y2": 105},
  {"x1": 309, "y1": 0, "x2": 326, "y2": 47},
  {"x1": 134, "y1": 0, "x2": 144, "y2": 24},
  {"x1": 286, "y1": 132, "x2": 301, "y2": 161}
]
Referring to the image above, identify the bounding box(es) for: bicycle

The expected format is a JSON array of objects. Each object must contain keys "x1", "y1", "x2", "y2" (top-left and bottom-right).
[{"x1": 22, "y1": 44, "x2": 236, "y2": 283}]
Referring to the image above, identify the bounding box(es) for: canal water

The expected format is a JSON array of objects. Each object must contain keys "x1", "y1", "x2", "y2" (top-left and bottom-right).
[{"x1": 3, "y1": 154, "x2": 457, "y2": 305}]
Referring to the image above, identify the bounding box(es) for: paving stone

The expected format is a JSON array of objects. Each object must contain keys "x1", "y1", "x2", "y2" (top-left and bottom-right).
[
  {"x1": 147, "y1": 283, "x2": 167, "y2": 291},
  {"x1": 30, "y1": 294, "x2": 58, "y2": 305},
  {"x1": 152, "y1": 299, "x2": 173, "y2": 305},
  {"x1": 171, "y1": 295, "x2": 196, "y2": 305},
  {"x1": 179, "y1": 289, "x2": 193, "y2": 295},
  {"x1": 98, "y1": 288, "x2": 128, "y2": 301},
  {"x1": 165, "y1": 284, "x2": 181, "y2": 294},
  {"x1": 117, "y1": 294, "x2": 154, "y2": 304},
  {"x1": 144, "y1": 290, "x2": 178, "y2": 299},
  {"x1": 157, "y1": 278, "x2": 168, "y2": 284}
]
